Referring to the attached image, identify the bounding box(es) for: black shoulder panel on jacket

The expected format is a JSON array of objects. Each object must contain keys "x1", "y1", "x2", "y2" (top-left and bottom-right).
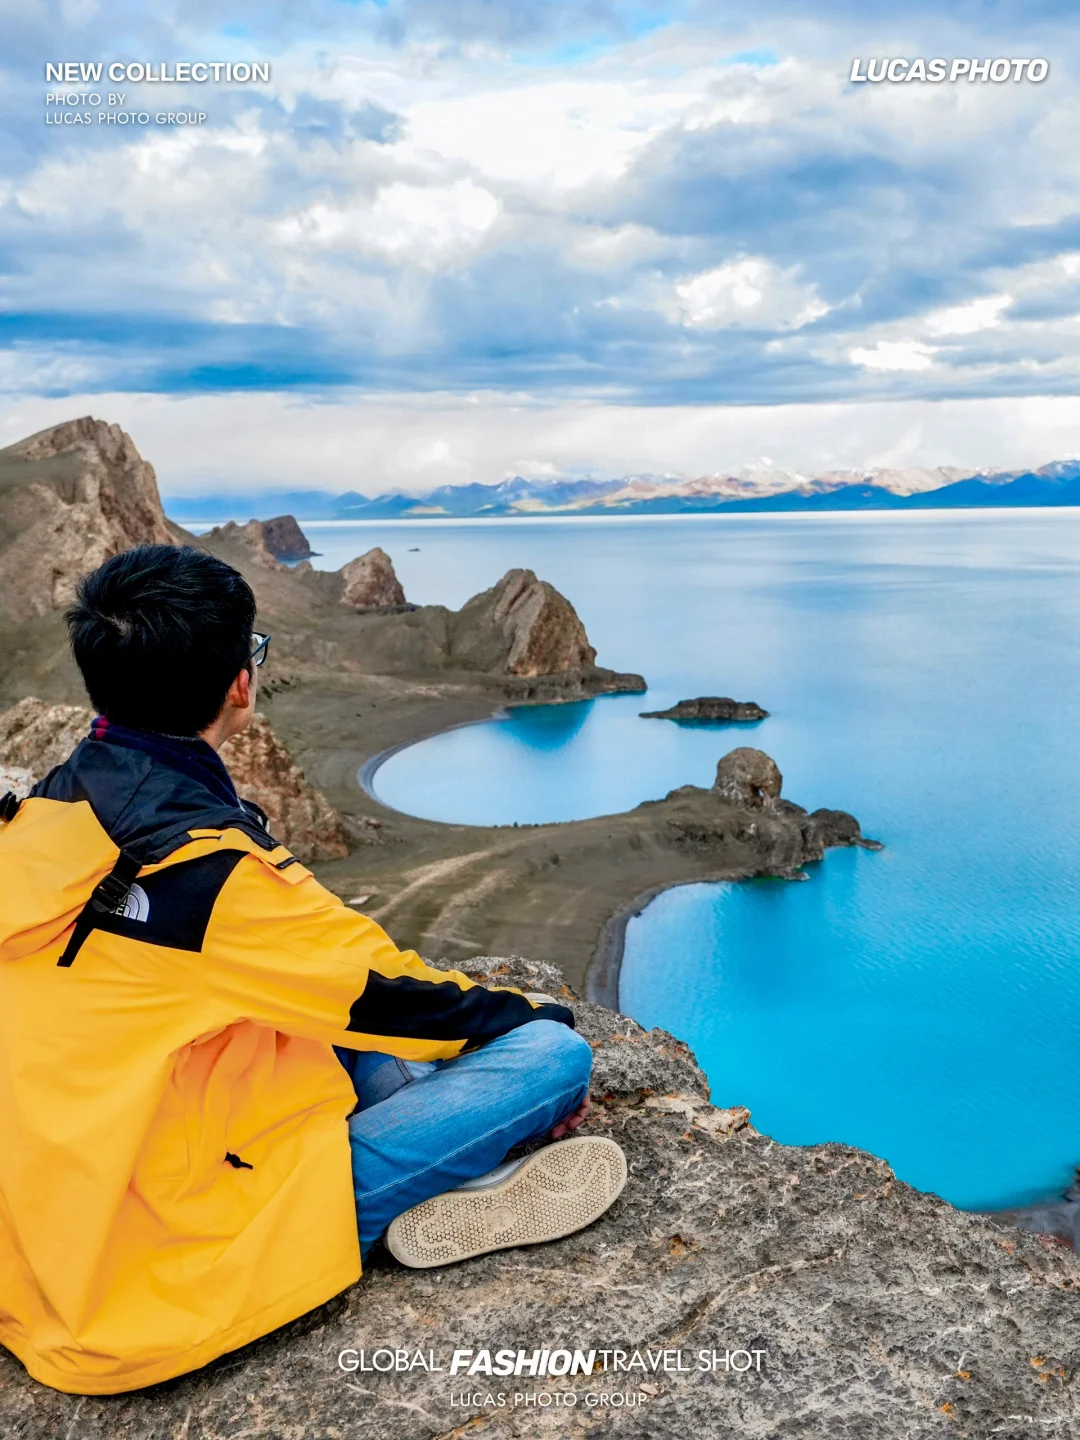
[
  {"x1": 90, "y1": 850, "x2": 245, "y2": 953},
  {"x1": 34, "y1": 738, "x2": 280, "y2": 864},
  {"x1": 346, "y1": 971, "x2": 575, "y2": 1044}
]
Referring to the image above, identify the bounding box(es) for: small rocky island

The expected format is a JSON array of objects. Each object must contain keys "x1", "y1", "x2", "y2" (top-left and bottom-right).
[
  {"x1": 642, "y1": 695, "x2": 768, "y2": 722},
  {"x1": 1, "y1": 417, "x2": 1079, "y2": 1436}
]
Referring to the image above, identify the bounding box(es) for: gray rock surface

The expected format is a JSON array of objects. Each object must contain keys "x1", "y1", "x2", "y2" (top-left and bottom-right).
[
  {"x1": 641, "y1": 697, "x2": 769, "y2": 723},
  {"x1": 2, "y1": 954, "x2": 1077, "y2": 1438}
]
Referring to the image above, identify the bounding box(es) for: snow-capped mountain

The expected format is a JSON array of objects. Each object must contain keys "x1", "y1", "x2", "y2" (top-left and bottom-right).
[{"x1": 163, "y1": 459, "x2": 1080, "y2": 525}]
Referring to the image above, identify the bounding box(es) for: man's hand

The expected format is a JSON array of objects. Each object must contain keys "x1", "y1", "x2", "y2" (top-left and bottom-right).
[{"x1": 551, "y1": 1093, "x2": 590, "y2": 1139}]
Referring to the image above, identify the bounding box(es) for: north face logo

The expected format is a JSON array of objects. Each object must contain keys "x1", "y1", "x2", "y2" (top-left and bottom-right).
[{"x1": 112, "y1": 883, "x2": 150, "y2": 923}]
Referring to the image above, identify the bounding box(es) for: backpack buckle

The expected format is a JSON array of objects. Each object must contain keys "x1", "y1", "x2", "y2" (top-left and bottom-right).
[{"x1": 90, "y1": 871, "x2": 134, "y2": 915}]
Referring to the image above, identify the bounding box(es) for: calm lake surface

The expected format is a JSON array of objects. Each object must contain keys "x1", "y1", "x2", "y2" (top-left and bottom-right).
[{"x1": 276, "y1": 511, "x2": 1080, "y2": 1211}]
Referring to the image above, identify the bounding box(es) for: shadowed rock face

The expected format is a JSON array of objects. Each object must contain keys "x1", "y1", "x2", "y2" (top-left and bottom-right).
[
  {"x1": 339, "y1": 547, "x2": 407, "y2": 610},
  {"x1": 713, "y1": 746, "x2": 784, "y2": 807},
  {"x1": 0, "y1": 699, "x2": 349, "y2": 866},
  {"x1": 642, "y1": 696, "x2": 769, "y2": 722},
  {"x1": 1, "y1": 953, "x2": 1076, "y2": 1438},
  {"x1": 449, "y1": 568, "x2": 597, "y2": 677},
  {"x1": 261, "y1": 515, "x2": 312, "y2": 560},
  {"x1": 0, "y1": 417, "x2": 174, "y2": 621}
]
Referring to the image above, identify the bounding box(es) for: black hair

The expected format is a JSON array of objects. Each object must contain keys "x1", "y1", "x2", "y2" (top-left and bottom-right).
[{"x1": 66, "y1": 545, "x2": 257, "y2": 736}]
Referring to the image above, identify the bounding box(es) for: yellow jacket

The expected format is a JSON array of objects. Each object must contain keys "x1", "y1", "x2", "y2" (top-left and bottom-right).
[{"x1": 0, "y1": 725, "x2": 570, "y2": 1394}]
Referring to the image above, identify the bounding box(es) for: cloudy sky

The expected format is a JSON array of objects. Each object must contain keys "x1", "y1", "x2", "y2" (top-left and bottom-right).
[{"x1": 2, "y1": 0, "x2": 1078, "y2": 494}]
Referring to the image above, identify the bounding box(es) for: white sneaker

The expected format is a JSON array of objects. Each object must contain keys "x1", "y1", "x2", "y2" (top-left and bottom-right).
[{"x1": 385, "y1": 1136, "x2": 627, "y2": 1269}]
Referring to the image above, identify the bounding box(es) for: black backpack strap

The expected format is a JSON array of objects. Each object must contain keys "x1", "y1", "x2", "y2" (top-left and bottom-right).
[
  {"x1": 0, "y1": 792, "x2": 20, "y2": 824},
  {"x1": 58, "y1": 850, "x2": 142, "y2": 968}
]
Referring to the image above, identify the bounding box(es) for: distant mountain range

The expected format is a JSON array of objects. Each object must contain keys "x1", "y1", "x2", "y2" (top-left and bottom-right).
[{"x1": 164, "y1": 459, "x2": 1080, "y2": 524}]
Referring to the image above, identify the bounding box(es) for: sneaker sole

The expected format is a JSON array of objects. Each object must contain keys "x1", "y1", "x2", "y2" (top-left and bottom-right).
[{"x1": 385, "y1": 1135, "x2": 627, "y2": 1269}]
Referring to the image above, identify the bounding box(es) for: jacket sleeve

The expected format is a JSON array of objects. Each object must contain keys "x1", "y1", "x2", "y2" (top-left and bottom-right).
[{"x1": 203, "y1": 854, "x2": 574, "y2": 1061}]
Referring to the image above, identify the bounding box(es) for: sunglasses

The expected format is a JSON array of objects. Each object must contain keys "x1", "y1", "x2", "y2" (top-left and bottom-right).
[{"x1": 249, "y1": 631, "x2": 271, "y2": 668}]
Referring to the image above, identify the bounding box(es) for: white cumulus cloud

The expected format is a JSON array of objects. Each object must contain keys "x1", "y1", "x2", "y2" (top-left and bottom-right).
[
  {"x1": 672, "y1": 259, "x2": 829, "y2": 331},
  {"x1": 278, "y1": 179, "x2": 501, "y2": 271},
  {"x1": 849, "y1": 340, "x2": 937, "y2": 373},
  {"x1": 924, "y1": 295, "x2": 1012, "y2": 337}
]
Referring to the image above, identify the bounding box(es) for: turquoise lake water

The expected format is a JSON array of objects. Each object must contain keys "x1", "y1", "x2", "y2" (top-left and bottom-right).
[{"x1": 285, "y1": 511, "x2": 1080, "y2": 1211}]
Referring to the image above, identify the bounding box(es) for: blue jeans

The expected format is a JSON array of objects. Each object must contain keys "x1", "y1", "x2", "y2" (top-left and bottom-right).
[{"x1": 339, "y1": 1020, "x2": 592, "y2": 1257}]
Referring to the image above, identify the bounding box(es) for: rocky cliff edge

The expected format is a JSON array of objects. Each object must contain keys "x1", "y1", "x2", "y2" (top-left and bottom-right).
[{"x1": 0, "y1": 953, "x2": 1076, "y2": 1438}]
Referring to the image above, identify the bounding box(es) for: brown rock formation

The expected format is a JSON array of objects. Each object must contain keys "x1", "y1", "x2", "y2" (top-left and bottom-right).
[
  {"x1": 338, "y1": 547, "x2": 407, "y2": 610},
  {"x1": 220, "y1": 714, "x2": 349, "y2": 862},
  {"x1": 203, "y1": 516, "x2": 314, "y2": 568},
  {"x1": 3, "y1": 953, "x2": 1076, "y2": 1438},
  {"x1": 0, "y1": 698, "x2": 348, "y2": 865},
  {"x1": 202, "y1": 519, "x2": 282, "y2": 569},
  {"x1": 642, "y1": 696, "x2": 769, "y2": 722},
  {"x1": 0, "y1": 417, "x2": 173, "y2": 620},
  {"x1": 448, "y1": 568, "x2": 596, "y2": 676},
  {"x1": 318, "y1": 565, "x2": 643, "y2": 700},
  {"x1": 713, "y1": 746, "x2": 783, "y2": 807}
]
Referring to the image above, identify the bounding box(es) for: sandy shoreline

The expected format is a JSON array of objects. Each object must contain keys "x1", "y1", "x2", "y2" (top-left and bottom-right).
[{"x1": 355, "y1": 706, "x2": 511, "y2": 802}]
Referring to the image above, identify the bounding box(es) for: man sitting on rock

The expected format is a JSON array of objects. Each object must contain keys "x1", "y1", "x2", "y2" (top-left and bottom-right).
[{"x1": 0, "y1": 543, "x2": 627, "y2": 1397}]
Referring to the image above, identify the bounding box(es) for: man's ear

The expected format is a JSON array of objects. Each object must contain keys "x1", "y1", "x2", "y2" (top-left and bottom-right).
[{"x1": 228, "y1": 666, "x2": 252, "y2": 710}]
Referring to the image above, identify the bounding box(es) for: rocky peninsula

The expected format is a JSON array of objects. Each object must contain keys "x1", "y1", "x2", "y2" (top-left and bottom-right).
[{"x1": 1, "y1": 417, "x2": 1079, "y2": 1434}]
